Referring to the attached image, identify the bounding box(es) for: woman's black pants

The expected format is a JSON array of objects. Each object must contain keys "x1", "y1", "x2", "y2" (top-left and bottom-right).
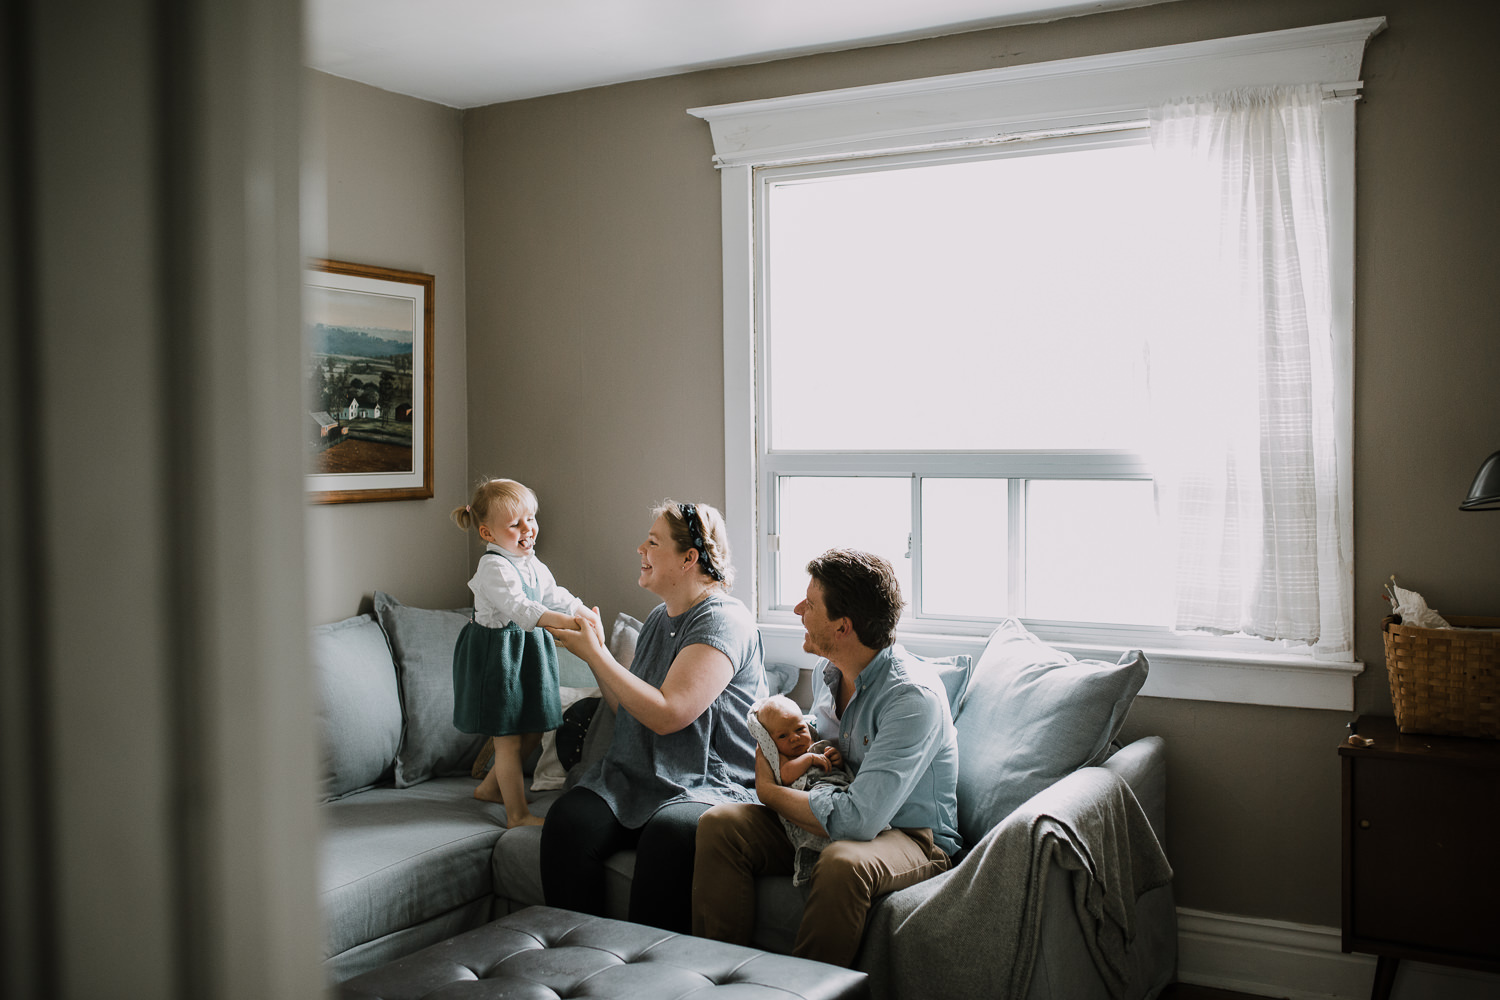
[{"x1": 539, "y1": 785, "x2": 713, "y2": 934}]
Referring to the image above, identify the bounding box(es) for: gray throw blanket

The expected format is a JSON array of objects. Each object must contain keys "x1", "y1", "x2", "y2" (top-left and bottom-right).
[
  {"x1": 746, "y1": 703, "x2": 854, "y2": 886},
  {"x1": 859, "y1": 766, "x2": 1173, "y2": 1000}
]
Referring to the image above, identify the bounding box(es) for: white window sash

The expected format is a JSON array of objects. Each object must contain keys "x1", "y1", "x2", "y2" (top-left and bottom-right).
[{"x1": 697, "y1": 18, "x2": 1384, "y2": 711}]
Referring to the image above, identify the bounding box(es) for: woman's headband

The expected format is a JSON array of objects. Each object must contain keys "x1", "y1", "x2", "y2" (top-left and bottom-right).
[{"x1": 678, "y1": 503, "x2": 724, "y2": 582}]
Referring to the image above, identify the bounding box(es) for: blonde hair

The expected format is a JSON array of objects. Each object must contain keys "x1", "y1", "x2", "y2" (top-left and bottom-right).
[
  {"x1": 756, "y1": 694, "x2": 802, "y2": 726},
  {"x1": 652, "y1": 499, "x2": 734, "y2": 590},
  {"x1": 452, "y1": 478, "x2": 538, "y2": 533}
]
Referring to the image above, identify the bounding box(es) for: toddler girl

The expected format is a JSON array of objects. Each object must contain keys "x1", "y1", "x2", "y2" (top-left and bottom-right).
[{"x1": 451, "y1": 478, "x2": 598, "y2": 827}]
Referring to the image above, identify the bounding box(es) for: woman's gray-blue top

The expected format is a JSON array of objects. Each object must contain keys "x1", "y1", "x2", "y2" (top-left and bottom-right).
[{"x1": 572, "y1": 594, "x2": 767, "y2": 828}]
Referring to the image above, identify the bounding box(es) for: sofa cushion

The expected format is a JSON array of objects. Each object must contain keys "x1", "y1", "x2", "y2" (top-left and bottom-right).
[
  {"x1": 557, "y1": 647, "x2": 595, "y2": 687},
  {"x1": 373, "y1": 591, "x2": 486, "y2": 788},
  {"x1": 530, "y1": 685, "x2": 602, "y2": 791},
  {"x1": 907, "y1": 649, "x2": 974, "y2": 720},
  {"x1": 314, "y1": 613, "x2": 402, "y2": 802},
  {"x1": 320, "y1": 776, "x2": 509, "y2": 958},
  {"x1": 954, "y1": 618, "x2": 1146, "y2": 847}
]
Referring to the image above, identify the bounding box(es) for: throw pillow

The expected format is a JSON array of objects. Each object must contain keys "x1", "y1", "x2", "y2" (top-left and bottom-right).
[
  {"x1": 313, "y1": 613, "x2": 402, "y2": 801},
  {"x1": 556, "y1": 647, "x2": 594, "y2": 688},
  {"x1": 563, "y1": 701, "x2": 616, "y2": 793},
  {"x1": 530, "y1": 685, "x2": 601, "y2": 791},
  {"x1": 765, "y1": 661, "x2": 800, "y2": 697},
  {"x1": 373, "y1": 591, "x2": 486, "y2": 788},
  {"x1": 554, "y1": 696, "x2": 601, "y2": 770},
  {"x1": 903, "y1": 647, "x2": 975, "y2": 720},
  {"x1": 954, "y1": 618, "x2": 1147, "y2": 847},
  {"x1": 611, "y1": 611, "x2": 642, "y2": 667}
]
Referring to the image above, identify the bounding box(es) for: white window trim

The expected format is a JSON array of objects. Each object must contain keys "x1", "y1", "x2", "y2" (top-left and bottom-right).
[{"x1": 692, "y1": 17, "x2": 1385, "y2": 712}]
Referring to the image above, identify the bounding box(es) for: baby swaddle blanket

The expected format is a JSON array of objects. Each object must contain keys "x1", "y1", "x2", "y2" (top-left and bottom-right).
[{"x1": 747, "y1": 697, "x2": 855, "y2": 886}]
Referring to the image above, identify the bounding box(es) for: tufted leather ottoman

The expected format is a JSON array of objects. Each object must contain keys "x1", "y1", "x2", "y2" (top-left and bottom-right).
[{"x1": 337, "y1": 905, "x2": 869, "y2": 1000}]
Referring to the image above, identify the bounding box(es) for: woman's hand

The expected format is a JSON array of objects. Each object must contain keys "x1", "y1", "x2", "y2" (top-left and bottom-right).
[
  {"x1": 545, "y1": 610, "x2": 622, "y2": 713},
  {"x1": 546, "y1": 612, "x2": 606, "y2": 661},
  {"x1": 576, "y1": 605, "x2": 605, "y2": 647}
]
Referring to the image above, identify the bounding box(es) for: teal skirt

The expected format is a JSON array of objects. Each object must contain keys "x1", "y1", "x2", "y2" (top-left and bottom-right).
[{"x1": 452, "y1": 620, "x2": 562, "y2": 736}]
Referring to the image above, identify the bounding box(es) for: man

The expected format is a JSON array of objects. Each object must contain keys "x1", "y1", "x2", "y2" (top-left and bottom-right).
[{"x1": 692, "y1": 548, "x2": 961, "y2": 967}]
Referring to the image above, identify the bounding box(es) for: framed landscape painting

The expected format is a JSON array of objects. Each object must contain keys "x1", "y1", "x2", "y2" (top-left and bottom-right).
[{"x1": 304, "y1": 259, "x2": 434, "y2": 503}]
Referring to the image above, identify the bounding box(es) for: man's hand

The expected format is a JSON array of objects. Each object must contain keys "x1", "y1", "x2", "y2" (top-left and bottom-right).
[{"x1": 755, "y1": 747, "x2": 829, "y2": 838}]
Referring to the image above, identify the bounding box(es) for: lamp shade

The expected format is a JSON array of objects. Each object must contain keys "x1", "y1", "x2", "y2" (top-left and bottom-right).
[{"x1": 1460, "y1": 450, "x2": 1500, "y2": 510}]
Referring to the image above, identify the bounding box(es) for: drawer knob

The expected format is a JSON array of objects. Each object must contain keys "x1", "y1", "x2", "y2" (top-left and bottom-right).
[{"x1": 1359, "y1": 819, "x2": 1371, "y2": 829}]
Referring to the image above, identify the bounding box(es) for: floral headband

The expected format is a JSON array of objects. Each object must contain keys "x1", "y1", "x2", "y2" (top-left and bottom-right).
[{"x1": 678, "y1": 503, "x2": 724, "y2": 582}]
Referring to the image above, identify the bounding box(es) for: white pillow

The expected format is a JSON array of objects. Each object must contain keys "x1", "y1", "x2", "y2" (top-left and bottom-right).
[
  {"x1": 530, "y1": 685, "x2": 601, "y2": 791},
  {"x1": 611, "y1": 612, "x2": 642, "y2": 667}
]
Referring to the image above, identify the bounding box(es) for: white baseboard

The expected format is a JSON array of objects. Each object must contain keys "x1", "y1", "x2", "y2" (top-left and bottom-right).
[{"x1": 1176, "y1": 908, "x2": 1500, "y2": 1000}]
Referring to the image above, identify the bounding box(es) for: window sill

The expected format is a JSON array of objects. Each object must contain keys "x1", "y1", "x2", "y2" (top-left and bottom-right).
[{"x1": 756, "y1": 621, "x2": 1363, "y2": 712}]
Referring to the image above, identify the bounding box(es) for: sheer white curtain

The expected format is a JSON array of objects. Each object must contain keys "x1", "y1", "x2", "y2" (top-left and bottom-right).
[{"x1": 1147, "y1": 85, "x2": 1353, "y2": 657}]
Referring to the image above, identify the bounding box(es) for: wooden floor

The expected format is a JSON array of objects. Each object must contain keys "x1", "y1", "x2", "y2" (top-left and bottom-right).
[{"x1": 1160, "y1": 985, "x2": 1287, "y2": 1000}]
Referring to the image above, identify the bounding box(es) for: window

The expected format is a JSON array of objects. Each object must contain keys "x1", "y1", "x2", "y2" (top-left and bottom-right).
[
  {"x1": 692, "y1": 18, "x2": 1384, "y2": 709},
  {"x1": 761, "y1": 136, "x2": 1172, "y2": 632}
]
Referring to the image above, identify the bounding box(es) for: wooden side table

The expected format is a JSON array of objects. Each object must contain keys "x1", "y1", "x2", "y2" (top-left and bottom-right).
[{"x1": 1340, "y1": 715, "x2": 1500, "y2": 1000}]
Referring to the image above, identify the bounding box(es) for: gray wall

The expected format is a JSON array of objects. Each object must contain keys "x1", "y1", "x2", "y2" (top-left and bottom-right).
[
  {"x1": 462, "y1": 0, "x2": 1500, "y2": 929},
  {"x1": 305, "y1": 73, "x2": 473, "y2": 623}
]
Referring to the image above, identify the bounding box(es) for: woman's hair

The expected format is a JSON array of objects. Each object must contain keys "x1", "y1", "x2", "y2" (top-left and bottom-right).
[
  {"x1": 805, "y1": 548, "x2": 904, "y2": 649},
  {"x1": 451, "y1": 478, "x2": 538, "y2": 533},
  {"x1": 653, "y1": 499, "x2": 734, "y2": 590}
]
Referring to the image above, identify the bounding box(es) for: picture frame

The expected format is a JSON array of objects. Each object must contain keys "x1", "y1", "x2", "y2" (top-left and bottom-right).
[{"x1": 304, "y1": 259, "x2": 434, "y2": 504}]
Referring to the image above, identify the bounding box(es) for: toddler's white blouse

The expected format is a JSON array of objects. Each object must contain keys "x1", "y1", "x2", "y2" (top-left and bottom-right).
[{"x1": 468, "y1": 543, "x2": 585, "y2": 630}]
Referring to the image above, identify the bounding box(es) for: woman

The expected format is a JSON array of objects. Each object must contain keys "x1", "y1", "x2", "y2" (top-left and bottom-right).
[{"x1": 541, "y1": 499, "x2": 765, "y2": 933}]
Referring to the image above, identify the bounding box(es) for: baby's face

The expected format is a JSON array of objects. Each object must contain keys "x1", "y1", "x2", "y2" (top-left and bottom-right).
[{"x1": 760, "y1": 703, "x2": 813, "y2": 757}]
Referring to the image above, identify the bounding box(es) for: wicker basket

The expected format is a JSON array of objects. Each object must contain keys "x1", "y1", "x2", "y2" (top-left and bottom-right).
[{"x1": 1382, "y1": 615, "x2": 1500, "y2": 739}]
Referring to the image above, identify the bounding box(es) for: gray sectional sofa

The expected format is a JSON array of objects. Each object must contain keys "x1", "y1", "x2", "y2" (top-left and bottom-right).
[
  {"x1": 315, "y1": 595, "x2": 1177, "y2": 999},
  {"x1": 315, "y1": 591, "x2": 601, "y2": 980}
]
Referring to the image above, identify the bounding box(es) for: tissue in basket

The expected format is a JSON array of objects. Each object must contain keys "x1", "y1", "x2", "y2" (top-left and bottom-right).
[{"x1": 1382, "y1": 614, "x2": 1500, "y2": 739}]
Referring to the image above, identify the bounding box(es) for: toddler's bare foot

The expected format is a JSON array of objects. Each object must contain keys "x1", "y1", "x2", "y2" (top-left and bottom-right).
[
  {"x1": 507, "y1": 813, "x2": 545, "y2": 829},
  {"x1": 473, "y1": 771, "x2": 504, "y2": 804}
]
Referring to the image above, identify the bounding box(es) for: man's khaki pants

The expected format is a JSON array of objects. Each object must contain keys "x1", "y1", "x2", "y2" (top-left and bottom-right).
[{"x1": 692, "y1": 802, "x2": 950, "y2": 968}]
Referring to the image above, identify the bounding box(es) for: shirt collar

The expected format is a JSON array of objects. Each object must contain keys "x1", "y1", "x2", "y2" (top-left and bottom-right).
[
  {"x1": 820, "y1": 644, "x2": 897, "y2": 696},
  {"x1": 855, "y1": 645, "x2": 897, "y2": 690}
]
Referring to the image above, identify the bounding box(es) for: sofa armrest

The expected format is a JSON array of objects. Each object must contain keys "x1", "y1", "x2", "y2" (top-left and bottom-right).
[
  {"x1": 1100, "y1": 736, "x2": 1167, "y2": 850},
  {"x1": 858, "y1": 746, "x2": 1173, "y2": 1000},
  {"x1": 1025, "y1": 864, "x2": 1176, "y2": 1000}
]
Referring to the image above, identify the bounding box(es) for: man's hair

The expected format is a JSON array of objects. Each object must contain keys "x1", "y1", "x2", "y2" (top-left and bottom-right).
[{"x1": 805, "y1": 548, "x2": 904, "y2": 649}]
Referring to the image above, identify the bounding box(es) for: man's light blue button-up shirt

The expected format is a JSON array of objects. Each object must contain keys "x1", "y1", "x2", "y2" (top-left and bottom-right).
[{"x1": 805, "y1": 644, "x2": 962, "y2": 858}]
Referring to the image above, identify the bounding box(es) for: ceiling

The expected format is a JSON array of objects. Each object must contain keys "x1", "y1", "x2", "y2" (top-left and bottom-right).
[{"x1": 304, "y1": 0, "x2": 1178, "y2": 109}]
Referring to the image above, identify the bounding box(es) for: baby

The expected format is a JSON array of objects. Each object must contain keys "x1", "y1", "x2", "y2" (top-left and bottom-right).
[
  {"x1": 756, "y1": 694, "x2": 844, "y2": 788},
  {"x1": 749, "y1": 695, "x2": 855, "y2": 885}
]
